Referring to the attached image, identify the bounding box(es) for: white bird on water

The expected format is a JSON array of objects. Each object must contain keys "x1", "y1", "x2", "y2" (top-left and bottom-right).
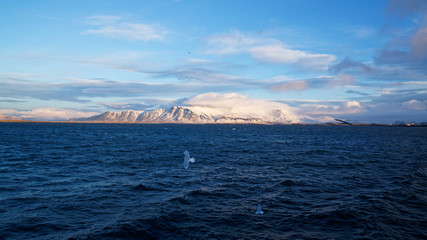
[
  {"x1": 183, "y1": 150, "x2": 195, "y2": 169},
  {"x1": 256, "y1": 204, "x2": 264, "y2": 215}
]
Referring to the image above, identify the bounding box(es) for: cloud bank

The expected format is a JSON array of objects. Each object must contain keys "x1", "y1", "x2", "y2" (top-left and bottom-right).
[
  {"x1": 0, "y1": 108, "x2": 99, "y2": 121},
  {"x1": 182, "y1": 92, "x2": 302, "y2": 123},
  {"x1": 180, "y1": 93, "x2": 372, "y2": 124}
]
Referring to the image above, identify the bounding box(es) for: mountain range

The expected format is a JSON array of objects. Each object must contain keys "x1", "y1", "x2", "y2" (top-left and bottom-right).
[{"x1": 71, "y1": 105, "x2": 300, "y2": 124}]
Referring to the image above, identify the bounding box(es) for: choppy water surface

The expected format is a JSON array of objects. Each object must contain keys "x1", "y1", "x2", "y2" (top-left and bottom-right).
[{"x1": 0, "y1": 123, "x2": 426, "y2": 239}]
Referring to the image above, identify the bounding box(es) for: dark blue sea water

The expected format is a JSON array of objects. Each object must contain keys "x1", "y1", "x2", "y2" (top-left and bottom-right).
[{"x1": 0, "y1": 123, "x2": 426, "y2": 240}]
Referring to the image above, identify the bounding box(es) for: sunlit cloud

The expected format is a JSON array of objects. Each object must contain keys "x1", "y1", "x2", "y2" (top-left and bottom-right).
[
  {"x1": 402, "y1": 99, "x2": 427, "y2": 110},
  {"x1": 298, "y1": 101, "x2": 365, "y2": 116},
  {"x1": 182, "y1": 92, "x2": 302, "y2": 123},
  {"x1": 274, "y1": 98, "x2": 368, "y2": 123},
  {"x1": 83, "y1": 15, "x2": 168, "y2": 41}
]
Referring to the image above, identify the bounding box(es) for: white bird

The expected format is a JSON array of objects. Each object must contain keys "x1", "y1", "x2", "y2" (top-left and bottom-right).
[
  {"x1": 183, "y1": 150, "x2": 195, "y2": 169},
  {"x1": 256, "y1": 204, "x2": 264, "y2": 215}
]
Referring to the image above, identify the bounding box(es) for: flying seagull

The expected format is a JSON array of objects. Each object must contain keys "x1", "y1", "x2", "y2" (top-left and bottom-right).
[
  {"x1": 183, "y1": 150, "x2": 195, "y2": 169},
  {"x1": 256, "y1": 204, "x2": 264, "y2": 215}
]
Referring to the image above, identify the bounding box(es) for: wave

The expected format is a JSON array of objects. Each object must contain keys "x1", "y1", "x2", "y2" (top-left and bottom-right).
[
  {"x1": 131, "y1": 183, "x2": 162, "y2": 192},
  {"x1": 1, "y1": 123, "x2": 426, "y2": 239}
]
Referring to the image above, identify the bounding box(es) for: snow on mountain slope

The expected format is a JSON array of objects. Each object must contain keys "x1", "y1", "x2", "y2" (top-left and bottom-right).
[
  {"x1": 72, "y1": 106, "x2": 299, "y2": 124},
  {"x1": 71, "y1": 93, "x2": 303, "y2": 124}
]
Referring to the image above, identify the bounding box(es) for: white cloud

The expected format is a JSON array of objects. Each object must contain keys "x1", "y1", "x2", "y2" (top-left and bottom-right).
[
  {"x1": 307, "y1": 115, "x2": 336, "y2": 123},
  {"x1": 343, "y1": 101, "x2": 363, "y2": 111},
  {"x1": 182, "y1": 92, "x2": 302, "y2": 123},
  {"x1": 163, "y1": 68, "x2": 247, "y2": 83},
  {"x1": 0, "y1": 108, "x2": 99, "y2": 121},
  {"x1": 339, "y1": 26, "x2": 376, "y2": 38},
  {"x1": 248, "y1": 44, "x2": 336, "y2": 70},
  {"x1": 84, "y1": 15, "x2": 168, "y2": 41},
  {"x1": 204, "y1": 31, "x2": 268, "y2": 55},
  {"x1": 298, "y1": 100, "x2": 365, "y2": 115},
  {"x1": 205, "y1": 31, "x2": 336, "y2": 70},
  {"x1": 85, "y1": 15, "x2": 122, "y2": 25},
  {"x1": 402, "y1": 99, "x2": 427, "y2": 110}
]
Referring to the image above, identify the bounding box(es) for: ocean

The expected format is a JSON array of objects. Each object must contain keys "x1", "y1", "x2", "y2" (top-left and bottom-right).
[{"x1": 0, "y1": 123, "x2": 426, "y2": 239}]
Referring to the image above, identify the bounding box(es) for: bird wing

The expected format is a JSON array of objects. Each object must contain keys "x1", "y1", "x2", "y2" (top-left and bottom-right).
[
  {"x1": 256, "y1": 204, "x2": 264, "y2": 214},
  {"x1": 183, "y1": 160, "x2": 189, "y2": 169},
  {"x1": 183, "y1": 150, "x2": 190, "y2": 161}
]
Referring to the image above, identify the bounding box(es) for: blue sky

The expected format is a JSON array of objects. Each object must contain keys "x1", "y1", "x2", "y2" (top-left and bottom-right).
[{"x1": 1, "y1": 0, "x2": 427, "y2": 123}]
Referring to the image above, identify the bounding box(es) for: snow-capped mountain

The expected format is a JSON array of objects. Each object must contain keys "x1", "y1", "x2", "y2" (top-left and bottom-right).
[{"x1": 71, "y1": 105, "x2": 300, "y2": 124}]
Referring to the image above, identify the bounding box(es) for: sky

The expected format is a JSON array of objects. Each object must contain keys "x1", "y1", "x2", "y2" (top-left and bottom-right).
[{"x1": 1, "y1": 0, "x2": 427, "y2": 123}]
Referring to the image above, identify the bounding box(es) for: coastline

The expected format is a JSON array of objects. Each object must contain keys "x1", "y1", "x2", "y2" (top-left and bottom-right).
[{"x1": 1, "y1": 119, "x2": 426, "y2": 127}]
